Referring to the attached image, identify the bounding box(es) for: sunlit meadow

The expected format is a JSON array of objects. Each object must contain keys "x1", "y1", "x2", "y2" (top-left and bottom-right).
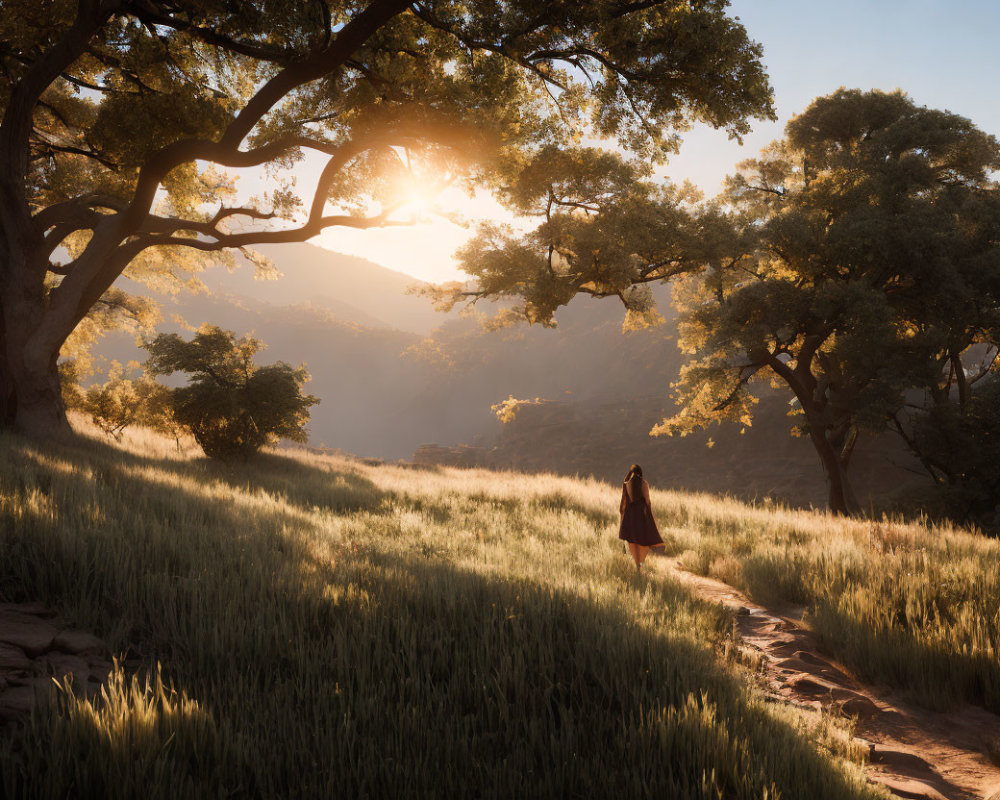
[{"x1": 8, "y1": 418, "x2": 993, "y2": 797}]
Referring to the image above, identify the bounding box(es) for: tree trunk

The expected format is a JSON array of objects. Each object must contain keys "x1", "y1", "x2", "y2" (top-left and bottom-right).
[
  {"x1": 806, "y1": 424, "x2": 860, "y2": 515},
  {"x1": 764, "y1": 352, "x2": 862, "y2": 516},
  {"x1": 0, "y1": 277, "x2": 70, "y2": 436}
]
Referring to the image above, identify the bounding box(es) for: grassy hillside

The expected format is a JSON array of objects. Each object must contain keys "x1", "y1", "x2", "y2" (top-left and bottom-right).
[
  {"x1": 4, "y1": 422, "x2": 993, "y2": 797},
  {"x1": 660, "y1": 495, "x2": 1000, "y2": 715}
]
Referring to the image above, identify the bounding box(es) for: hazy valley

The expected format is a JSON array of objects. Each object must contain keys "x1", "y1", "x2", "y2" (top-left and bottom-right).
[{"x1": 91, "y1": 243, "x2": 923, "y2": 509}]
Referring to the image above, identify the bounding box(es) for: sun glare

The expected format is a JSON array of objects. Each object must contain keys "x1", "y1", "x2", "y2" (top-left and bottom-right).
[{"x1": 397, "y1": 186, "x2": 436, "y2": 220}]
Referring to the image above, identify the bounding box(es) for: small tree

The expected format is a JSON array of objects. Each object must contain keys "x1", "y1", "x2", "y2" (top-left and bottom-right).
[
  {"x1": 135, "y1": 378, "x2": 187, "y2": 451},
  {"x1": 144, "y1": 325, "x2": 318, "y2": 459},
  {"x1": 81, "y1": 360, "x2": 143, "y2": 440},
  {"x1": 78, "y1": 359, "x2": 180, "y2": 442}
]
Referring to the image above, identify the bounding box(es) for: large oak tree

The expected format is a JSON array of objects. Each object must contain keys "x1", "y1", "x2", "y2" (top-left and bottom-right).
[
  {"x1": 1, "y1": 0, "x2": 772, "y2": 434},
  {"x1": 662, "y1": 90, "x2": 1000, "y2": 514}
]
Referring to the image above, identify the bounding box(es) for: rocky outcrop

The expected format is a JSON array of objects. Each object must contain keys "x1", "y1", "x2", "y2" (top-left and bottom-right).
[{"x1": 0, "y1": 604, "x2": 111, "y2": 722}]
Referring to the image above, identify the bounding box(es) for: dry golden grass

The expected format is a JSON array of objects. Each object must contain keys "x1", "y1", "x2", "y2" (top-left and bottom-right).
[
  {"x1": 0, "y1": 418, "x2": 895, "y2": 798},
  {"x1": 654, "y1": 485, "x2": 1000, "y2": 713}
]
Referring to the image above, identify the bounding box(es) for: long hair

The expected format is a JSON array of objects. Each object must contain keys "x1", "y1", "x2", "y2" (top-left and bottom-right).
[{"x1": 624, "y1": 464, "x2": 643, "y2": 501}]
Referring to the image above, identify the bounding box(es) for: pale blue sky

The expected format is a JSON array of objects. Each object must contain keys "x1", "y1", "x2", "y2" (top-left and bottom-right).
[
  {"x1": 668, "y1": 0, "x2": 1000, "y2": 194},
  {"x1": 318, "y1": 1, "x2": 1000, "y2": 282}
]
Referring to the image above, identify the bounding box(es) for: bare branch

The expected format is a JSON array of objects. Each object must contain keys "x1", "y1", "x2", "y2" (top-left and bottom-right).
[
  {"x1": 744, "y1": 184, "x2": 787, "y2": 198},
  {"x1": 31, "y1": 139, "x2": 120, "y2": 171},
  {"x1": 712, "y1": 363, "x2": 766, "y2": 412}
]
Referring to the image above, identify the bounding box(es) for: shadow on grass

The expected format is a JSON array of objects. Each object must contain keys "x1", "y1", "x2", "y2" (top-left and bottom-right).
[
  {"x1": 732, "y1": 545, "x2": 1000, "y2": 716},
  {"x1": 809, "y1": 599, "x2": 1000, "y2": 716},
  {"x1": 16, "y1": 430, "x2": 390, "y2": 516},
  {"x1": 0, "y1": 431, "x2": 876, "y2": 799}
]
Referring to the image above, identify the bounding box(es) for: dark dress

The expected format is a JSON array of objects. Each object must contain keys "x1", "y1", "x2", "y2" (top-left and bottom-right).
[{"x1": 618, "y1": 480, "x2": 665, "y2": 547}]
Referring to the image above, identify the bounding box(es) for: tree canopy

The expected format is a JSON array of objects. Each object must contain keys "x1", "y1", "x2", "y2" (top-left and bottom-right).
[
  {"x1": 453, "y1": 88, "x2": 1000, "y2": 514},
  {"x1": 659, "y1": 89, "x2": 1000, "y2": 513},
  {"x1": 1, "y1": 0, "x2": 773, "y2": 433},
  {"x1": 144, "y1": 325, "x2": 318, "y2": 458}
]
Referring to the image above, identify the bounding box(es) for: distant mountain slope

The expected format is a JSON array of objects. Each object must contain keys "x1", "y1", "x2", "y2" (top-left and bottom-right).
[
  {"x1": 90, "y1": 244, "x2": 927, "y2": 508},
  {"x1": 203, "y1": 242, "x2": 454, "y2": 334},
  {"x1": 95, "y1": 292, "x2": 436, "y2": 457},
  {"x1": 408, "y1": 291, "x2": 926, "y2": 509}
]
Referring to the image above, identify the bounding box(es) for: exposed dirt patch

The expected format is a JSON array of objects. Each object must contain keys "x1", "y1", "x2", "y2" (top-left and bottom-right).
[
  {"x1": 653, "y1": 556, "x2": 1000, "y2": 800},
  {"x1": 0, "y1": 603, "x2": 111, "y2": 723}
]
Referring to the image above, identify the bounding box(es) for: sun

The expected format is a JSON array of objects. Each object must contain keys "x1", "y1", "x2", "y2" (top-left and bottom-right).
[{"x1": 397, "y1": 185, "x2": 436, "y2": 220}]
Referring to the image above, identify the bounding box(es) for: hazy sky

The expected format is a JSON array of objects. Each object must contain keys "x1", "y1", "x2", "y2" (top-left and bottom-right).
[{"x1": 314, "y1": 0, "x2": 1000, "y2": 284}]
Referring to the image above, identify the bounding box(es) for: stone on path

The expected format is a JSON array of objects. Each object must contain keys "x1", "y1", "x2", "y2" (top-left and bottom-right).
[
  {"x1": 40, "y1": 652, "x2": 92, "y2": 682},
  {"x1": 0, "y1": 602, "x2": 54, "y2": 618},
  {"x1": 0, "y1": 686, "x2": 36, "y2": 721},
  {"x1": 0, "y1": 643, "x2": 31, "y2": 671},
  {"x1": 52, "y1": 630, "x2": 105, "y2": 655},
  {"x1": 0, "y1": 602, "x2": 112, "y2": 723},
  {"x1": 0, "y1": 612, "x2": 58, "y2": 657},
  {"x1": 838, "y1": 694, "x2": 878, "y2": 720}
]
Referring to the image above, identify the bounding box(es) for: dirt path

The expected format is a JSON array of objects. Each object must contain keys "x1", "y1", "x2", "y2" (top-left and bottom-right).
[{"x1": 652, "y1": 556, "x2": 1000, "y2": 800}]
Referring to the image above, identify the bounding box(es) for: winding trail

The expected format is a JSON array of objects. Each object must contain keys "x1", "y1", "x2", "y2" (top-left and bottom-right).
[{"x1": 652, "y1": 556, "x2": 1000, "y2": 800}]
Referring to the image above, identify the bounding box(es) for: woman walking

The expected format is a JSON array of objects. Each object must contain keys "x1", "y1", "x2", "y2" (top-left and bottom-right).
[{"x1": 618, "y1": 464, "x2": 664, "y2": 571}]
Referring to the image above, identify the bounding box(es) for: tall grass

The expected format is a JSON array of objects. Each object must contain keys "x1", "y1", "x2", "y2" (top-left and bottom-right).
[
  {"x1": 657, "y1": 489, "x2": 1000, "y2": 713},
  {"x1": 0, "y1": 420, "x2": 877, "y2": 799}
]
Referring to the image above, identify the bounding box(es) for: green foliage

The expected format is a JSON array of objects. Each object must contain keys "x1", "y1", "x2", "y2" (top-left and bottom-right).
[
  {"x1": 136, "y1": 379, "x2": 187, "y2": 451},
  {"x1": 907, "y1": 378, "x2": 1000, "y2": 528},
  {"x1": 490, "y1": 394, "x2": 544, "y2": 423},
  {"x1": 658, "y1": 89, "x2": 1000, "y2": 511},
  {"x1": 440, "y1": 145, "x2": 735, "y2": 328},
  {"x1": 75, "y1": 360, "x2": 183, "y2": 446},
  {"x1": 80, "y1": 361, "x2": 147, "y2": 441},
  {"x1": 143, "y1": 325, "x2": 318, "y2": 459},
  {"x1": 57, "y1": 358, "x2": 85, "y2": 412}
]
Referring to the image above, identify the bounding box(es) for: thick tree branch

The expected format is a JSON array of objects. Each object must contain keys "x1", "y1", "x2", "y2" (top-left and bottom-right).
[
  {"x1": 118, "y1": 0, "x2": 412, "y2": 235},
  {"x1": 33, "y1": 194, "x2": 127, "y2": 231},
  {"x1": 33, "y1": 133, "x2": 350, "y2": 233},
  {"x1": 0, "y1": 0, "x2": 121, "y2": 248},
  {"x1": 136, "y1": 210, "x2": 410, "y2": 252}
]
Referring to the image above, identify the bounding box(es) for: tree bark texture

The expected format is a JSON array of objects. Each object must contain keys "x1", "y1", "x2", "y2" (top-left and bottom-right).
[{"x1": 0, "y1": 248, "x2": 69, "y2": 434}]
